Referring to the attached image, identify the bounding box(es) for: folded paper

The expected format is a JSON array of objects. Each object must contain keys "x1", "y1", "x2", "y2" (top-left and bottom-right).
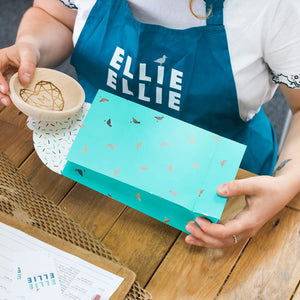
[{"x1": 62, "y1": 90, "x2": 246, "y2": 233}]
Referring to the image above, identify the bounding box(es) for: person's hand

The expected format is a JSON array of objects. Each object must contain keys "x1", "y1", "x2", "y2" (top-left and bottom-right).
[
  {"x1": 185, "y1": 175, "x2": 295, "y2": 248},
  {"x1": 0, "y1": 42, "x2": 39, "y2": 106}
]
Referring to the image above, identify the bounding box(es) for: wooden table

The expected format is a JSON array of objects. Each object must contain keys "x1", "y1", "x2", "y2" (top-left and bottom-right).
[{"x1": 1, "y1": 103, "x2": 299, "y2": 299}]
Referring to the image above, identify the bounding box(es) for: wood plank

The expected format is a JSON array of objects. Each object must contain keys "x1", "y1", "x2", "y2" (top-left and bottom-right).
[
  {"x1": 0, "y1": 104, "x2": 34, "y2": 165},
  {"x1": 58, "y1": 184, "x2": 126, "y2": 240},
  {"x1": 19, "y1": 151, "x2": 75, "y2": 205},
  {"x1": 0, "y1": 119, "x2": 33, "y2": 166},
  {"x1": 146, "y1": 233, "x2": 245, "y2": 299},
  {"x1": 217, "y1": 208, "x2": 300, "y2": 300},
  {"x1": 0, "y1": 104, "x2": 28, "y2": 126},
  {"x1": 102, "y1": 207, "x2": 180, "y2": 287},
  {"x1": 0, "y1": 103, "x2": 5, "y2": 112}
]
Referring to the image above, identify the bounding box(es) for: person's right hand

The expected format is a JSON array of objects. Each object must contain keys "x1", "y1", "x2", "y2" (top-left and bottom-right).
[{"x1": 0, "y1": 42, "x2": 39, "y2": 106}]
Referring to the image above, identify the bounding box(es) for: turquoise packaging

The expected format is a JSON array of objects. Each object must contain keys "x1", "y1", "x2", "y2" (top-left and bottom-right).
[{"x1": 62, "y1": 90, "x2": 246, "y2": 233}]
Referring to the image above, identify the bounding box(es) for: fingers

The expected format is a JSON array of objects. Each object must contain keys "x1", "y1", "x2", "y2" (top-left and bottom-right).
[
  {"x1": 0, "y1": 72, "x2": 11, "y2": 106},
  {"x1": 194, "y1": 214, "x2": 252, "y2": 239},
  {"x1": 0, "y1": 96, "x2": 12, "y2": 106},
  {"x1": 185, "y1": 204, "x2": 256, "y2": 247},
  {"x1": 217, "y1": 177, "x2": 262, "y2": 198},
  {"x1": 185, "y1": 220, "x2": 248, "y2": 248},
  {"x1": 18, "y1": 44, "x2": 38, "y2": 85},
  {"x1": 0, "y1": 43, "x2": 38, "y2": 106}
]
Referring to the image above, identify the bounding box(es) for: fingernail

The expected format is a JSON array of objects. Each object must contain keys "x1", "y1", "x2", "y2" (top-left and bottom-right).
[
  {"x1": 23, "y1": 73, "x2": 32, "y2": 82},
  {"x1": 185, "y1": 236, "x2": 194, "y2": 244},
  {"x1": 23, "y1": 72, "x2": 31, "y2": 78},
  {"x1": 0, "y1": 85, "x2": 5, "y2": 93},
  {"x1": 218, "y1": 184, "x2": 228, "y2": 195},
  {"x1": 1, "y1": 98, "x2": 9, "y2": 106},
  {"x1": 194, "y1": 218, "x2": 202, "y2": 227}
]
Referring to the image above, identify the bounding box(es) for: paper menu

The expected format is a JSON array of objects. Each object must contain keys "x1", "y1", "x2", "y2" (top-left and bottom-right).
[{"x1": 0, "y1": 221, "x2": 124, "y2": 300}]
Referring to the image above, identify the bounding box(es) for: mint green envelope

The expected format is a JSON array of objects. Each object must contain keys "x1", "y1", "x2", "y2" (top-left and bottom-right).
[{"x1": 62, "y1": 90, "x2": 246, "y2": 233}]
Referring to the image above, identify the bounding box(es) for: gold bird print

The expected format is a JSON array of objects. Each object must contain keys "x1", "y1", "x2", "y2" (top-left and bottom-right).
[
  {"x1": 106, "y1": 118, "x2": 112, "y2": 127},
  {"x1": 114, "y1": 168, "x2": 121, "y2": 176},
  {"x1": 75, "y1": 169, "x2": 84, "y2": 176},
  {"x1": 139, "y1": 166, "x2": 149, "y2": 172},
  {"x1": 164, "y1": 217, "x2": 171, "y2": 224},
  {"x1": 132, "y1": 117, "x2": 140, "y2": 124},
  {"x1": 191, "y1": 163, "x2": 200, "y2": 168},
  {"x1": 160, "y1": 141, "x2": 169, "y2": 146},
  {"x1": 213, "y1": 136, "x2": 220, "y2": 143},
  {"x1": 198, "y1": 189, "x2": 205, "y2": 197},
  {"x1": 169, "y1": 190, "x2": 177, "y2": 197},
  {"x1": 99, "y1": 97, "x2": 109, "y2": 102},
  {"x1": 82, "y1": 145, "x2": 88, "y2": 153},
  {"x1": 136, "y1": 142, "x2": 143, "y2": 149},
  {"x1": 136, "y1": 192, "x2": 142, "y2": 201},
  {"x1": 155, "y1": 116, "x2": 164, "y2": 121},
  {"x1": 168, "y1": 164, "x2": 174, "y2": 172},
  {"x1": 219, "y1": 160, "x2": 227, "y2": 167},
  {"x1": 190, "y1": 137, "x2": 195, "y2": 144},
  {"x1": 107, "y1": 144, "x2": 115, "y2": 150}
]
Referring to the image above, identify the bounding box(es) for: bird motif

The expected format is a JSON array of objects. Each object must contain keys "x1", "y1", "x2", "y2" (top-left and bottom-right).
[
  {"x1": 154, "y1": 55, "x2": 167, "y2": 66},
  {"x1": 132, "y1": 117, "x2": 140, "y2": 124},
  {"x1": 82, "y1": 145, "x2": 88, "y2": 154},
  {"x1": 169, "y1": 190, "x2": 177, "y2": 197},
  {"x1": 107, "y1": 144, "x2": 115, "y2": 150},
  {"x1": 136, "y1": 142, "x2": 143, "y2": 149},
  {"x1": 106, "y1": 119, "x2": 112, "y2": 127},
  {"x1": 139, "y1": 166, "x2": 149, "y2": 172},
  {"x1": 155, "y1": 116, "x2": 164, "y2": 121},
  {"x1": 114, "y1": 168, "x2": 121, "y2": 176},
  {"x1": 198, "y1": 189, "x2": 205, "y2": 197},
  {"x1": 99, "y1": 97, "x2": 109, "y2": 102},
  {"x1": 219, "y1": 160, "x2": 227, "y2": 167},
  {"x1": 167, "y1": 164, "x2": 174, "y2": 172},
  {"x1": 136, "y1": 192, "x2": 142, "y2": 201},
  {"x1": 190, "y1": 137, "x2": 195, "y2": 145},
  {"x1": 75, "y1": 169, "x2": 84, "y2": 176},
  {"x1": 213, "y1": 136, "x2": 220, "y2": 143},
  {"x1": 164, "y1": 217, "x2": 171, "y2": 224},
  {"x1": 191, "y1": 163, "x2": 200, "y2": 168}
]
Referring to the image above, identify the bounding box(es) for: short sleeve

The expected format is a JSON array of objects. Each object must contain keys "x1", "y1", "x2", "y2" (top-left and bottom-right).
[
  {"x1": 59, "y1": 0, "x2": 78, "y2": 9},
  {"x1": 263, "y1": 0, "x2": 300, "y2": 88}
]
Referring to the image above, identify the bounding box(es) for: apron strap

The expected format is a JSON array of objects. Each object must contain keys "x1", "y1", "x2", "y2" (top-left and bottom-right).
[{"x1": 206, "y1": 0, "x2": 224, "y2": 25}]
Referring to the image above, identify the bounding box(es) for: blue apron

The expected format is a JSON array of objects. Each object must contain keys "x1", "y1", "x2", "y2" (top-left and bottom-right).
[{"x1": 71, "y1": 0, "x2": 277, "y2": 175}]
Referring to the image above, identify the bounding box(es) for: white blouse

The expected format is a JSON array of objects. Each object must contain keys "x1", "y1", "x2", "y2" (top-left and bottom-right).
[{"x1": 60, "y1": 0, "x2": 300, "y2": 121}]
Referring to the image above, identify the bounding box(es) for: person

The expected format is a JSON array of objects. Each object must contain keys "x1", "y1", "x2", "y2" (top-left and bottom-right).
[{"x1": 1, "y1": 0, "x2": 300, "y2": 248}]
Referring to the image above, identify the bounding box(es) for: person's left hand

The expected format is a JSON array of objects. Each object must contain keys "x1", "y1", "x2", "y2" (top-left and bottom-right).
[{"x1": 185, "y1": 175, "x2": 295, "y2": 248}]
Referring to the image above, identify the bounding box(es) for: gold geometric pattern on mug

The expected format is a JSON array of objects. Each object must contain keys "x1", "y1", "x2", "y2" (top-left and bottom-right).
[{"x1": 20, "y1": 80, "x2": 64, "y2": 111}]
